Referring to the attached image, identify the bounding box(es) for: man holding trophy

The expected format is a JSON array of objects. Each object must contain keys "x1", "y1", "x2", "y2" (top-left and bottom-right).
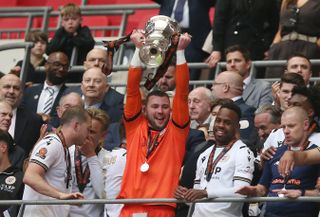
[{"x1": 116, "y1": 15, "x2": 191, "y2": 217}]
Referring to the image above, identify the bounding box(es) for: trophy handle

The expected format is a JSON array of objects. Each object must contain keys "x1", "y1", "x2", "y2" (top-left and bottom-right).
[{"x1": 102, "y1": 31, "x2": 132, "y2": 76}]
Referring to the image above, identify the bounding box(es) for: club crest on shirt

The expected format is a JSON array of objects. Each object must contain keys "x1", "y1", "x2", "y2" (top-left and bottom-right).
[
  {"x1": 36, "y1": 147, "x2": 48, "y2": 159},
  {"x1": 5, "y1": 176, "x2": 16, "y2": 185}
]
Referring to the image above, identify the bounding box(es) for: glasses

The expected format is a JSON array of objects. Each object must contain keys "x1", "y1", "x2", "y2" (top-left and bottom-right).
[{"x1": 47, "y1": 61, "x2": 70, "y2": 70}]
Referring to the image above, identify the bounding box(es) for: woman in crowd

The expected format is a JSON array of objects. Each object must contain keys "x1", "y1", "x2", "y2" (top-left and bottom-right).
[{"x1": 265, "y1": 0, "x2": 320, "y2": 78}]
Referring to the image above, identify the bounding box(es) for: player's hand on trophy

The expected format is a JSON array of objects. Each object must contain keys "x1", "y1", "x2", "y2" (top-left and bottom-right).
[
  {"x1": 177, "y1": 32, "x2": 191, "y2": 50},
  {"x1": 130, "y1": 29, "x2": 145, "y2": 49}
]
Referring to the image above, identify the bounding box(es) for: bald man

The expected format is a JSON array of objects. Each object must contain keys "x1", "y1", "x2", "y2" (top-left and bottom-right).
[
  {"x1": 238, "y1": 107, "x2": 320, "y2": 217},
  {"x1": 211, "y1": 71, "x2": 258, "y2": 151},
  {"x1": 84, "y1": 48, "x2": 108, "y2": 70},
  {"x1": 0, "y1": 74, "x2": 42, "y2": 154},
  {"x1": 188, "y1": 87, "x2": 214, "y2": 129}
]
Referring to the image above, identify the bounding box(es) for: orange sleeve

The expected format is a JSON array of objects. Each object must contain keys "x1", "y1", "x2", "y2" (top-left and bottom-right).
[
  {"x1": 172, "y1": 63, "x2": 190, "y2": 127},
  {"x1": 124, "y1": 67, "x2": 143, "y2": 120}
]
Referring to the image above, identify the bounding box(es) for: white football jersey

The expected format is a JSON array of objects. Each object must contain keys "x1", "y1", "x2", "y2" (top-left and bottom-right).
[
  {"x1": 69, "y1": 145, "x2": 106, "y2": 217},
  {"x1": 23, "y1": 134, "x2": 71, "y2": 217},
  {"x1": 192, "y1": 140, "x2": 254, "y2": 217},
  {"x1": 263, "y1": 129, "x2": 320, "y2": 151},
  {"x1": 103, "y1": 148, "x2": 127, "y2": 217}
]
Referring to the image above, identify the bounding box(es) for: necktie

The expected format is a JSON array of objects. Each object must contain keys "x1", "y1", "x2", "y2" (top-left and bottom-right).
[
  {"x1": 43, "y1": 87, "x2": 54, "y2": 114},
  {"x1": 174, "y1": 0, "x2": 186, "y2": 22}
]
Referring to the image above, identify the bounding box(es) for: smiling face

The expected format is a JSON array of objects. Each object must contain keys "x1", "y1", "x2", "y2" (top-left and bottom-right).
[
  {"x1": 213, "y1": 108, "x2": 239, "y2": 146},
  {"x1": 145, "y1": 95, "x2": 171, "y2": 131},
  {"x1": 254, "y1": 112, "x2": 279, "y2": 141},
  {"x1": 279, "y1": 83, "x2": 296, "y2": 110},
  {"x1": 45, "y1": 52, "x2": 69, "y2": 85}
]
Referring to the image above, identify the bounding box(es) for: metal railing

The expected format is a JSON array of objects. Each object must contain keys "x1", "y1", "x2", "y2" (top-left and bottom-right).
[
  {"x1": 0, "y1": 41, "x2": 33, "y2": 89},
  {"x1": 1, "y1": 196, "x2": 320, "y2": 217},
  {"x1": 0, "y1": 4, "x2": 159, "y2": 39},
  {"x1": 0, "y1": 6, "x2": 52, "y2": 39},
  {"x1": 48, "y1": 7, "x2": 135, "y2": 37}
]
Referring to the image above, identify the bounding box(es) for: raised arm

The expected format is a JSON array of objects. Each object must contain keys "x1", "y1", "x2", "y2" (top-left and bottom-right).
[
  {"x1": 172, "y1": 33, "x2": 191, "y2": 127},
  {"x1": 124, "y1": 30, "x2": 145, "y2": 119}
]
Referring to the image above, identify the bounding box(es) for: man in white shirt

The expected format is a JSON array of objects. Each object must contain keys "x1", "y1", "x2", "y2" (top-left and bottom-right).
[
  {"x1": 175, "y1": 102, "x2": 255, "y2": 217},
  {"x1": 22, "y1": 106, "x2": 91, "y2": 217},
  {"x1": 103, "y1": 146, "x2": 126, "y2": 217},
  {"x1": 69, "y1": 108, "x2": 110, "y2": 217}
]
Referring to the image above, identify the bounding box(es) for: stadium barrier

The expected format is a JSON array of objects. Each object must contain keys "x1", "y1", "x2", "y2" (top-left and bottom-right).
[{"x1": 1, "y1": 196, "x2": 320, "y2": 217}]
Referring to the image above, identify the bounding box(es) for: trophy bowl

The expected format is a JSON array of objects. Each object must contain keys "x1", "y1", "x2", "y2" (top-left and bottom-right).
[{"x1": 139, "y1": 15, "x2": 181, "y2": 67}]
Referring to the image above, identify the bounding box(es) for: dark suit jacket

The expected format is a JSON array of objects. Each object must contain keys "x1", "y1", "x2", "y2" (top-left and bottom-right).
[
  {"x1": 22, "y1": 83, "x2": 68, "y2": 118},
  {"x1": 213, "y1": 0, "x2": 279, "y2": 60},
  {"x1": 153, "y1": 0, "x2": 214, "y2": 49},
  {"x1": 65, "y1": 86, "x2": 124, "y2": 123},
  {"x1": 14, "y1": 106, "x2": 43, "y2": 154},
  {"x1": 234, "y1": 98, "x2": 258, "y2": 152}
]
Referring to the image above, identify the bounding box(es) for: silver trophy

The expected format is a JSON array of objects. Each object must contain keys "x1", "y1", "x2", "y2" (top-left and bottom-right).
[{"x1": 139, "y1": 15, "x2": 181, "y2": 67}]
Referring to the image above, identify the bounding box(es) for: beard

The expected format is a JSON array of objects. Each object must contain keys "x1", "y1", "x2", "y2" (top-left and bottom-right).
[{"x1": 47, "y1": 72, "x2": 66, "y2": 85}]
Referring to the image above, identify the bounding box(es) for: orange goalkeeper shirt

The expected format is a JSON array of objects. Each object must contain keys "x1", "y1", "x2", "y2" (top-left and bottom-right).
[{"x1": 118, "y1": 63, "x2": 190, "y2": 208}]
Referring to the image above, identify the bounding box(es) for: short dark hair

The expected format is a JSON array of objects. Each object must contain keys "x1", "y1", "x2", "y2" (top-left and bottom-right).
[
  {"x1": 219, "y1": 101, "x2": 241, "y2": 121},
  {"x1": 287, "y1": 53, "x2": 311, "y2": 67},
  {"x1": 146, "y1": 90, "x2": 170, "y2": 104},
  {"x1": 225, "y1": 44, "x2": 251, "y2": 61},
  {"x1": 0, "y1": 129, "x2": 14, "y2": 154},
  {"x1": 280, "y1": 72, "x2": 306, "y2": 88},
  {"x1": 292, "y1": 85, "x2": 320, "y2": 118},
  {"x1": 60, "y1": 106, "x2": 89, "y2": 126},
  {"x1": 211, "y1": 98, "x2": 234, "y2": 112}
]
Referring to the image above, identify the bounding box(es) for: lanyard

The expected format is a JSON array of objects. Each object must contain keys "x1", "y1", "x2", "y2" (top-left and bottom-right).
[
  {"x1": 74, "y1": 146, "x2": 91, "y2": 193},
  {"x1": 56, "y1": 129, "x2": 71, "y2": 189},
  {"x1": 146, "y1": 128, "x2": 166, "y2": 159},
  {"x1": 205, "y1": 139, "x2": 236, "y2": 182}
]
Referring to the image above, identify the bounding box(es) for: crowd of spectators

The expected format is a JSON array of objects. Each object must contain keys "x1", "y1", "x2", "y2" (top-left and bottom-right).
[{"x1": 1, "y1": 1, "x2": 320, "y2": 217}]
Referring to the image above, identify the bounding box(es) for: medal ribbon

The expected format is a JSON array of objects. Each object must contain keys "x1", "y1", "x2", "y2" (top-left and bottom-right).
[
  {"x1": 74, "y1": 146, "x2": 91, "y2": 193},
  {"x1": 205, "y1": 139, "x2": 236, "y2": 182},
  {"x1": 146, "y1": 128, "x2": 166, "y2": 159},
  {"x1": 56, "y1": 129, "x2": 71, "y2": 189},
  {"x1": 102, "y1": 32, "x2": 132, "y2": 76}
]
